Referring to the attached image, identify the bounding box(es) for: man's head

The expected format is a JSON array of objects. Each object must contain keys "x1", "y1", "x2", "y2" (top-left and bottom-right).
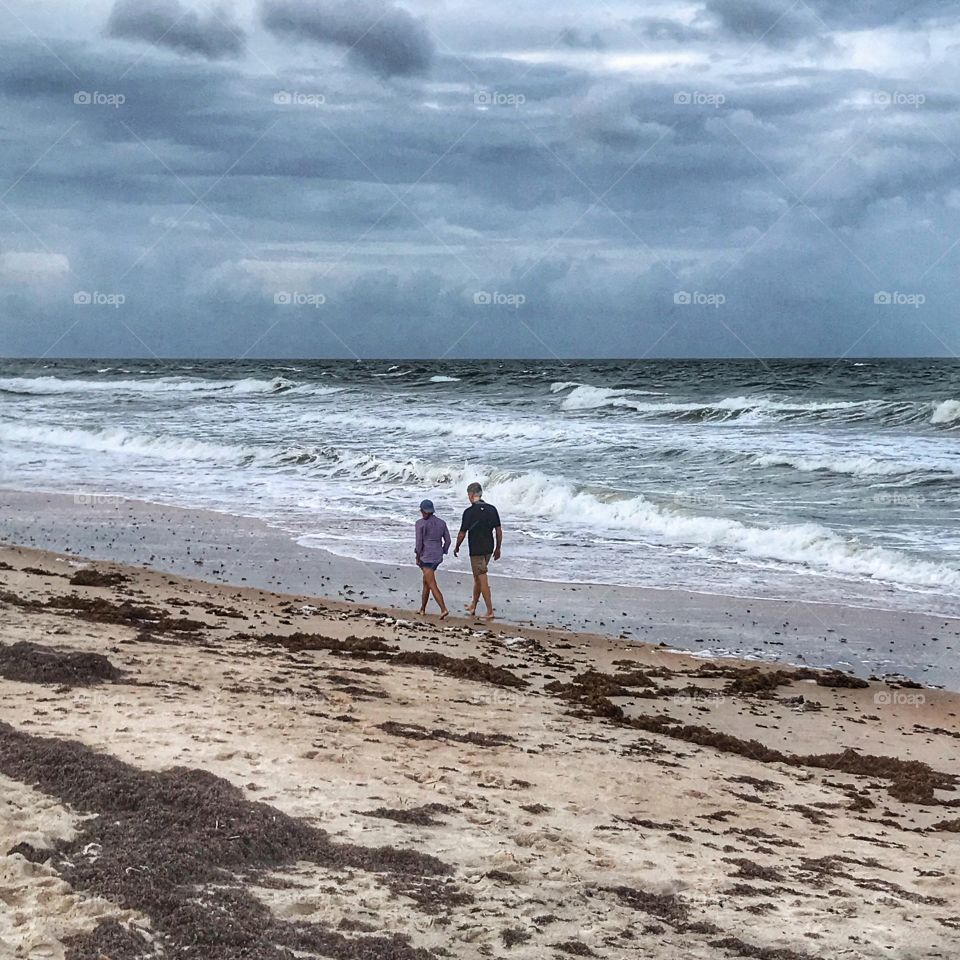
[{"x1": 467, "y1": 482, "x2": 483, "y2": 504}]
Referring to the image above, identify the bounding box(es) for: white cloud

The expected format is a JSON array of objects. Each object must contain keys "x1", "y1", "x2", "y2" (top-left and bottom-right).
[{"x1": 0, "y1": 251, "x2": 71, "y2": 285}]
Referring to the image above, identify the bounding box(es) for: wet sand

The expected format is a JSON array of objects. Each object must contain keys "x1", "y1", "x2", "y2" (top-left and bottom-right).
[
  {"x1": 0, "y1": 542, "x2": 958, "y2": 959},
  {"x1": 2, "y1": 488, "x2": 959, "y2": 689}
]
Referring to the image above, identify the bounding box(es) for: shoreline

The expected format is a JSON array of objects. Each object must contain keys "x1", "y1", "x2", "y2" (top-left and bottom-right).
[
  {"x1": 0, "y1": 541, "x2": 957, "y2": 958},
  {"x1": 2, "y1": 486, "x2": 959, "y2": 689}
]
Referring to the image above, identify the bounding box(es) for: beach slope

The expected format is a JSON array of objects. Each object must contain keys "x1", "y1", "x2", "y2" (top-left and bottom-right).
[{"x1": 0, "y1": 544, "x2": 957, "y2": 959}]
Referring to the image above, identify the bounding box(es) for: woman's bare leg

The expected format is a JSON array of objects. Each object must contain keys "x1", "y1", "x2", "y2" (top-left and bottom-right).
[
  {"x1": 424, "y1": 569, "x2": 448, "y2": 617},
  {"x1": 418, "y1": 571, "x2": 429, "y2": 614}
]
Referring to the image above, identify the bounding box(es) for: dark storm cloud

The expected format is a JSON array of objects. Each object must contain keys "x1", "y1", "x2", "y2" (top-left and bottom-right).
[
  {"x1": 259, "y1": 0, "x2": 434, "y2": 77},
  {"x1": 557, "y1": 28, "x2": 605, "y2": 51},
  {"x1": 106, "y1": 0, "x2": 246, "y2": 60},
  {"x1": 701, "y1": 0, "x2": 957, "y2": 48},
  {"x1": 702, "y1": 0, "x2": 833, "y2": 48},
  {"x1": 632, "y1": 17, "x2": 708, "y2": 45}
]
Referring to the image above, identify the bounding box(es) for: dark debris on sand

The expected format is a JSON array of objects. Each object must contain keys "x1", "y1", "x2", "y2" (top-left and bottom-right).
[
  {"x1": 68, "y1": 568, "x2": 130, "y2": 588},
  {"x1": 378, "y1": 720, "x2": 514, "y2": 748},
  {"x1": 360, "y1": 803, "x2": 454, "y2": 826},
  {"x1": 252, "y1": 632, "x2": 398, "y2": 656},
  {"x1": 390, "y1": 651, "x2": 528, "y2": 689},
  {"x1": 0, "y1": 640, "x2": 122, "y2": 686},
  {"x1": 0, "y1": 722, "x2": 450, "y2": 960},
  {"x1": 0, "y1": 589, "x2": 207, "y2": 633}
]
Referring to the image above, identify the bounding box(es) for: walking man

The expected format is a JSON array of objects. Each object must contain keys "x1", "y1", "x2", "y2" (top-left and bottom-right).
[{"x1": 454, "y1": 482, "x2": 502, "y2": 620}]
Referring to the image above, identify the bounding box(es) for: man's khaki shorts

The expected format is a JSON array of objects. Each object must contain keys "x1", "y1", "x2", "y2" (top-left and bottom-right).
[{"x1": 470, "y1": 554, "x2": 492, "y2": 576}]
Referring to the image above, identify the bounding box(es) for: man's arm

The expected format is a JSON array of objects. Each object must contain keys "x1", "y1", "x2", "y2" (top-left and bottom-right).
[
  {"x1": 455, "y1": 508, "x2": 469, "y2": 556},
  {"x1": 493, "y1": 525, "x2": 503, "y2": 561}
]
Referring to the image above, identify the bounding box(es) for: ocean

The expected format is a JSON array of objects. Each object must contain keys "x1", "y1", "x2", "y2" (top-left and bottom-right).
[{"x1": 1, "y1": 357, "x2": 957, "y2": 617}]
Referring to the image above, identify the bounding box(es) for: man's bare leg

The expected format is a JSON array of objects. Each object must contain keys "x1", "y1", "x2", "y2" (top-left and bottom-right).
[
  {"x1": 478, "y1": 572, "x2": 494, "y2": 619},
  {"x1": 466, "y1": 575, "x2": 481, "y2": 615}
]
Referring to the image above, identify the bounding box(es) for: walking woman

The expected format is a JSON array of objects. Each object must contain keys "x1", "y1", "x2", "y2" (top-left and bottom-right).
[{"x1": 415, "y1": 499, "x2": 451, "y2": 618}]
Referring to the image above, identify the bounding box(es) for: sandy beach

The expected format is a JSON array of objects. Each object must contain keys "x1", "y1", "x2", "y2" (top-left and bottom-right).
[{"x1": 0, "y1": 540, "x2": 958, "y2": 959}]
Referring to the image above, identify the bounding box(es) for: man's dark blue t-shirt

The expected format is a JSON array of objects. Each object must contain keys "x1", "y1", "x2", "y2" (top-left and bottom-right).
[{"x1": 460, "y1": 501, "x2": 501, "y2": 556}]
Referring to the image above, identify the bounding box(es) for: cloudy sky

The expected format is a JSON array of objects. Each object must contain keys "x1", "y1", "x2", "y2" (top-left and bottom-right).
[{"x1": 0, "y1": 0, "x2": 958, "y2": 358}]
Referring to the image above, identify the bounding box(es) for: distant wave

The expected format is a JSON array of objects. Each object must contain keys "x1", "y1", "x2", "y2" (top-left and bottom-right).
[
  {"x1": 554, "y1": 383, "x2": 951, "y2": 428},
  {"x1": 429, "y1": 375, "x2": 461, "y2": 383},
  {"x1": 0, "y1": 375, "x2": 342, "y2": 398},
  {"x1": 750, "y1": 452, "x2": 960, "y2": 479}
]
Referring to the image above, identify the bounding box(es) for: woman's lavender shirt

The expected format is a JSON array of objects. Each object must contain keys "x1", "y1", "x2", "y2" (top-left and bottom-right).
[{"x1": 415, "y1": 514, "x2": 451, "y2": 565}]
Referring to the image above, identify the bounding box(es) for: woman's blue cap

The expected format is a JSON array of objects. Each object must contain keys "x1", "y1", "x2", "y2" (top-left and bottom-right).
[{"x1": 419, "y1": 499, "x2": 435, "y2": 513}]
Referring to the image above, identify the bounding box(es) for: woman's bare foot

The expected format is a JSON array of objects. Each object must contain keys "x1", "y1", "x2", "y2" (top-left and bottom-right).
[
  {"x1": 439, "y1": 608, "x2": 449, "y2": 620},
  {"x1": 464, "y1": 603, "x2": 476, "y2": 615},
  {"x1": 482, "y1": 610, "x2": 496, "y2": 620},
  {"x1": 417, "y1": 607, "x2": 426, "y2": 616}
]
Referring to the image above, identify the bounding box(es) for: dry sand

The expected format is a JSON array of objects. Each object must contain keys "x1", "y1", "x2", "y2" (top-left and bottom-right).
[{"x1": 0, "y1": 542, "x2": 958, "y2": 959}]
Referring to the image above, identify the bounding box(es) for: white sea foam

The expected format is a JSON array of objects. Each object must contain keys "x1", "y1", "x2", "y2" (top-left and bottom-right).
[
  {"x1": 931, "y1": 399, "x2": 960, "y2": 425},
  {"x1": 0, "y1": 422, "x2": 246, "y2": 462},
  {"x1": 474, "y1": 470, "x2": 960, "y2": 591},
  {"x1": 429, "y1": 375, "x2": 461, "y2": 383},
  {"x1": 287, "y1": 451, "x2": 960, "y2": 591}
]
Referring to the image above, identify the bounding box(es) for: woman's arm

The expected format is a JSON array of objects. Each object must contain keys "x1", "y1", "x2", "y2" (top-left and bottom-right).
[
  {"x1": 415, "y1": 520, "x2": 424, "y2": 559},
  {"x1": 442, "y1": 520, "x2": 451, "y2": 554}
]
